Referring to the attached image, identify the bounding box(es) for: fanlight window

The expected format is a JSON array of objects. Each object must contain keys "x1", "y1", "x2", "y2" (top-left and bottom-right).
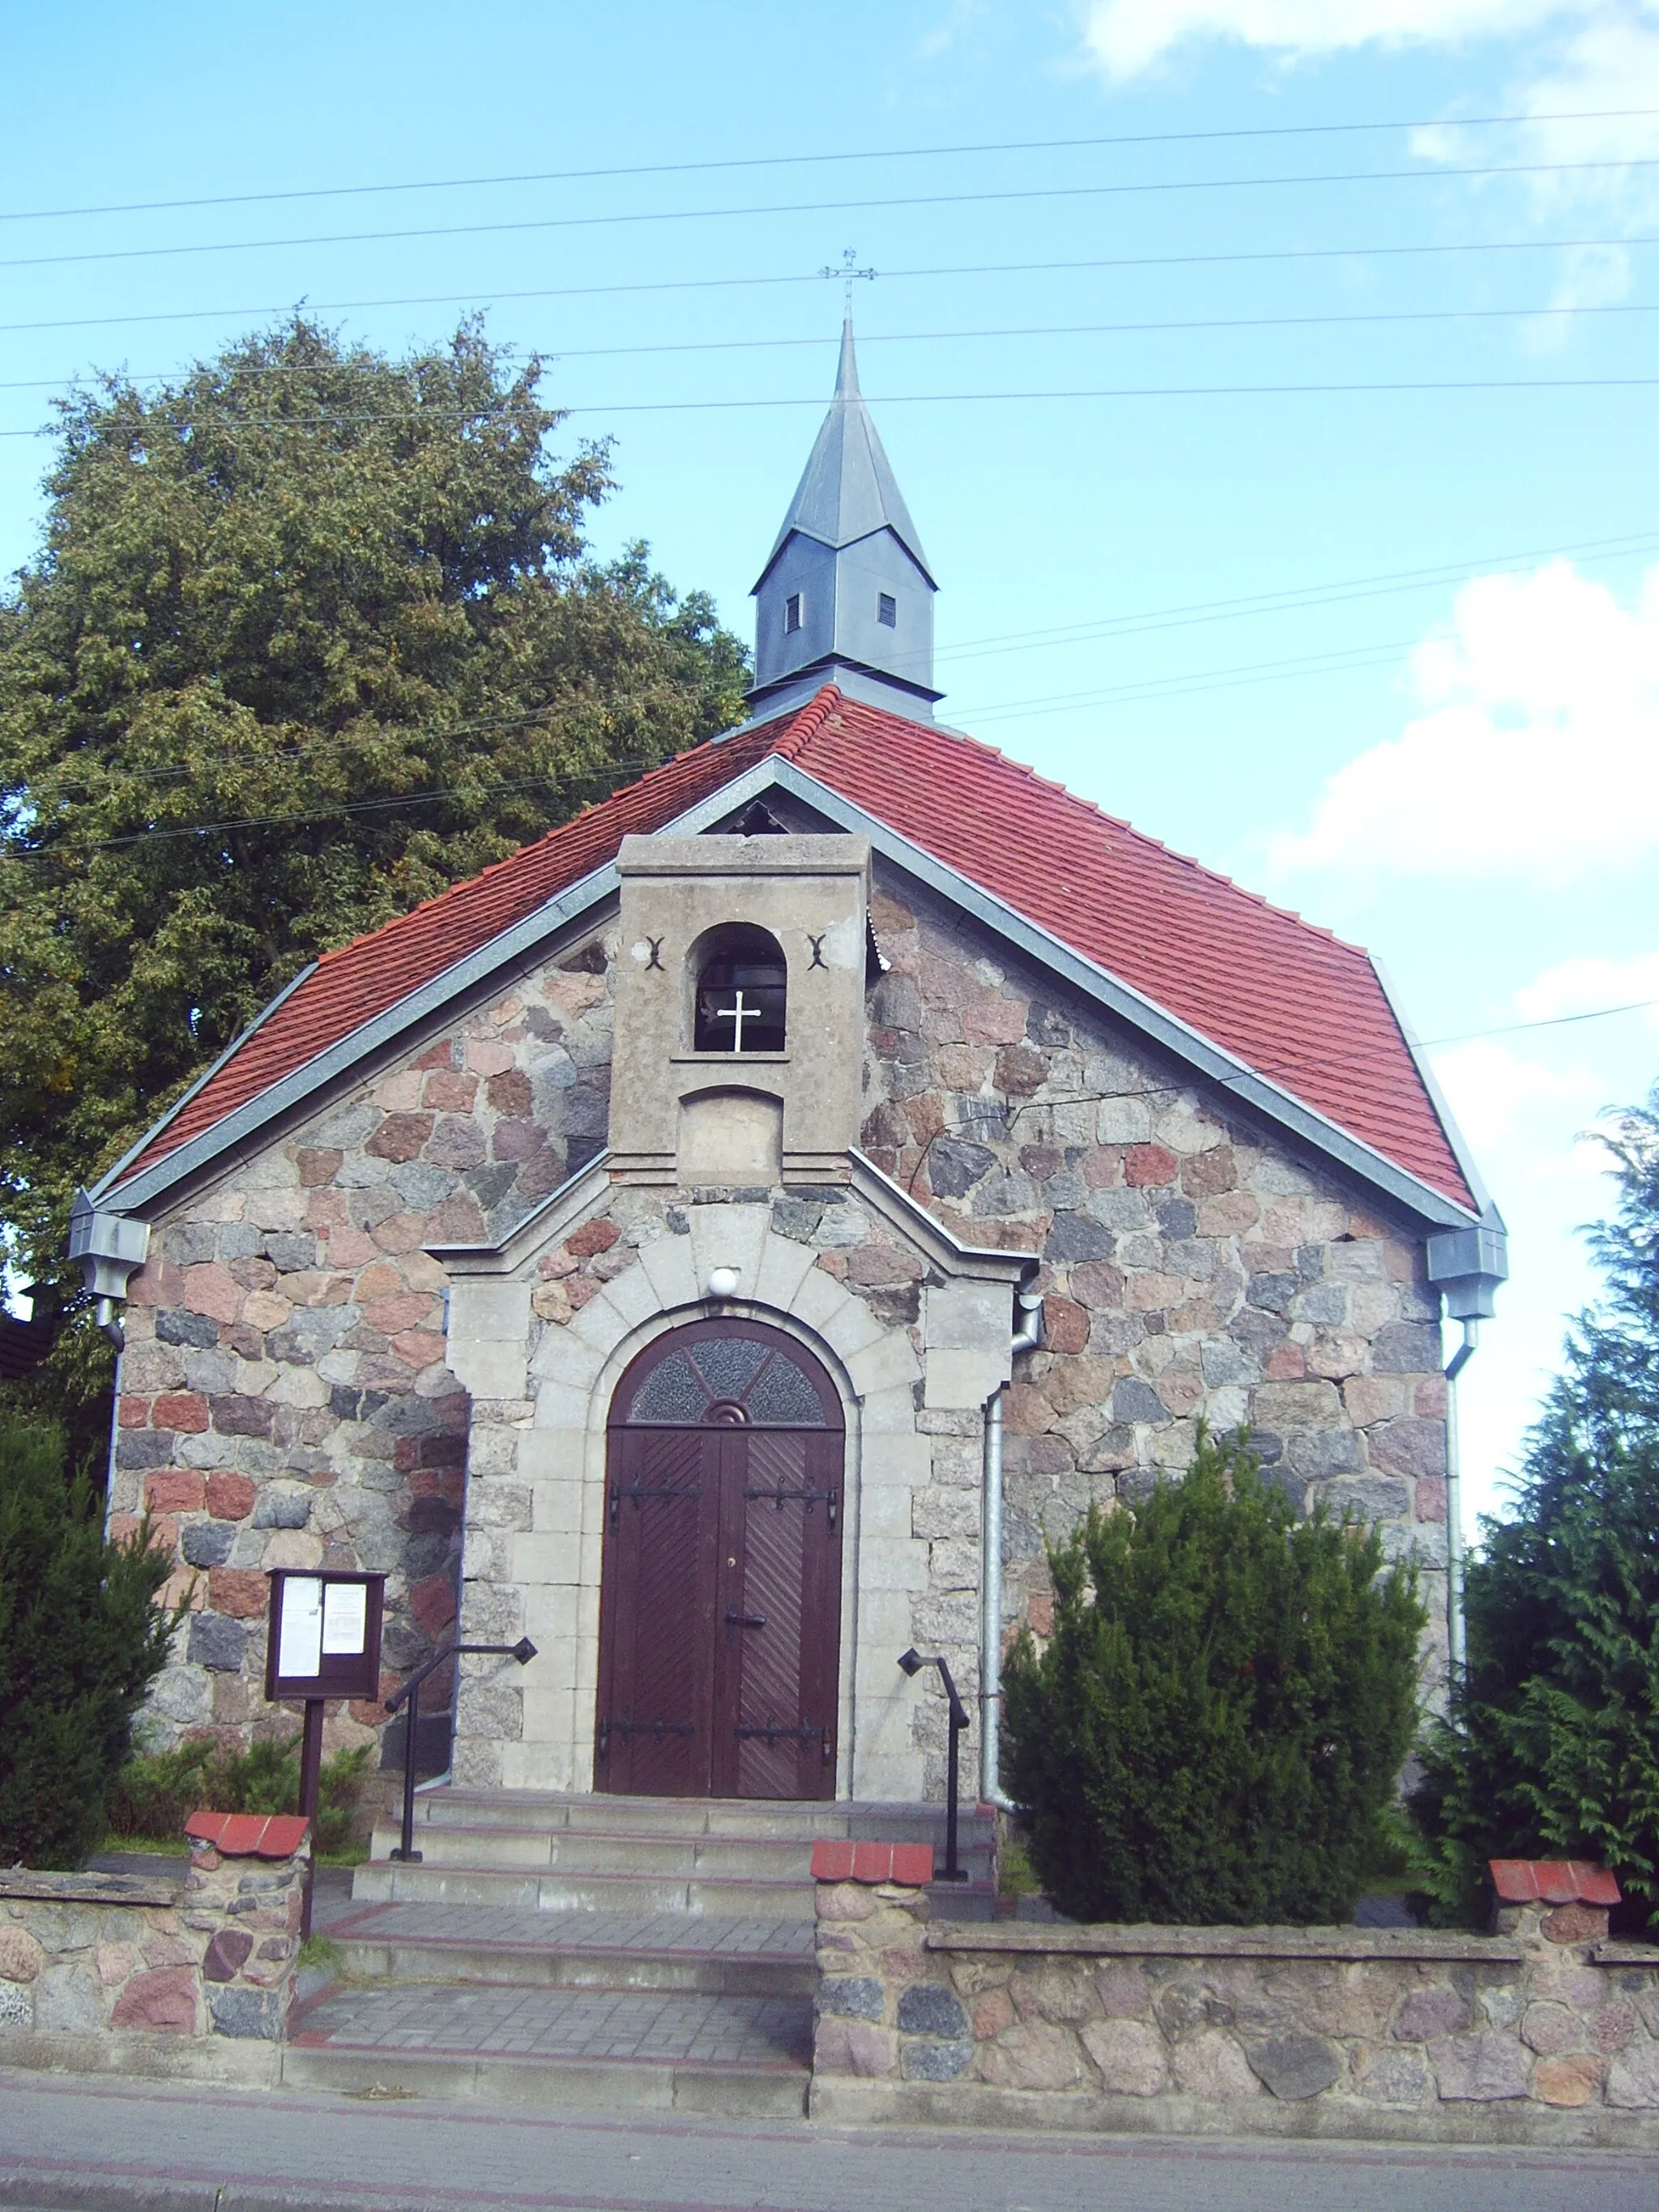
[
  {"x1": 625, "y1": 1333, "x2": 831, "y2": 1428},
  {"x1": 693, "y1": 925, "x2": 787, "y2": 1053}
]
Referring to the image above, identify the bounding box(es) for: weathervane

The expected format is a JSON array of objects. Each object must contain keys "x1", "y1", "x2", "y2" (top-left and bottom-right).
[{"x1": 820, "y1": 246, "x2": 876, "y2": 314}]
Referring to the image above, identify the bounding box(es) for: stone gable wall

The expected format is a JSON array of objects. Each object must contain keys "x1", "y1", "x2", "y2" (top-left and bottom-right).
[
  {"x1": 111, "y1": 852, "x2": 1454, "y2": 1775},
  {"x1": 856, "y1": 876, "x2": 1449, "y2": 1681}
]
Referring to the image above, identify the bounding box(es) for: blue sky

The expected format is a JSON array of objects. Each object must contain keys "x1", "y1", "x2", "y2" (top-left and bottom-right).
[{"x1": 3, "y1": 1, "x2": 1657, "y2": 1532}]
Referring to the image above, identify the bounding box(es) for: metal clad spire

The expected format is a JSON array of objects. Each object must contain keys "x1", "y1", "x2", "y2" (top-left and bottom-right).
[
  {"x1": 748, "y1": 317, "x2": 940, "y2": 720},
  {"x1": 760, "y1": 321, "x2": 932, "y2": 582}
]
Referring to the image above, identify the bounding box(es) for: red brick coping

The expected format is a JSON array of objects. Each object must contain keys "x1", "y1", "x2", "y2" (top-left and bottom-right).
[
  {"x1": 185, "y1": 1810, "x2": 311, "y2": 1860},
  {"x1": 1489, "y1": 1859, "x2": 1620, "y2": 1907},
  {"x1": 811, "y1": 1840, "x2": 935, "y2": 1886}
]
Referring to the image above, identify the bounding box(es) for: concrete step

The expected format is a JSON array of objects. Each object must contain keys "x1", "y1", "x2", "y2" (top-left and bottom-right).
[
  {"x1": 326, "y1": 1903, "x2": 817, "y2": 1997},
  {"x1": 283, "y1": 1981, "x2": 810, "y2": 2118},
  {"x1": 406, "y1": 1787, "x2": 998, "y2": 1849},
  {"x1": 349, "y1": 1860, "x2": 821, "y2": 1920},
  {"x1": 366, "y1": 1821, "x2": 994, "y2": 1884}
]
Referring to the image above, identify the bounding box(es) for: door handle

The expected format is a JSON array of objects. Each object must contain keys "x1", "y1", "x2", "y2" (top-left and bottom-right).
[{"x1": 724, "y1": 1609, "x2": 767, "y2": 1629}]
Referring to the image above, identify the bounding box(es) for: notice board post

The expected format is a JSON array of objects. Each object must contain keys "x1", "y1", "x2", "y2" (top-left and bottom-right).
[{"x1": 265, "y1": 1569, "x2": 386, "y2": 1937}]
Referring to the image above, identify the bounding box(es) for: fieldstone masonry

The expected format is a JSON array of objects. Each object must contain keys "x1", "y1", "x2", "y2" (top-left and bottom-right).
[
  {"x1": 0, "y1": 1819, "x2": 309, "y2": 2085},
  {"x1": 112, "y1": 839, "x2": 1455, "y2": 1789},
  {"x1": 109, "y1": 953, "x2": 615, "y2": 1768},
  {"x1": 811, "y1": 1864, "x2": 1659, "y2": 2145},
  {"x1": 856, "y1": 876, "x2": 1450, "y2": 1683}
]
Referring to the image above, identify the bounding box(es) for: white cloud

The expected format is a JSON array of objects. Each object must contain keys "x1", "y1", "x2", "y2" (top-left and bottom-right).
[
  {"x1": 1508, "y1": 6, "x2": 1659, "y2": 173},
  {"x1": 1518, "y1": 243, "x2": 1631, "y2": 353},
  {"x1": 915, "y1": 0, "x2": 994, "y2": 61},
  {"x1": 1515, "y1": 948, "x2": 1659, "y2": 1029},
  {"x1": 1078, "y1": 0, "x2": 1659, "y2": 236},
  {"x1": 1428, "y1": 1035, "x2": 1601, "y2": 1152},
  {"x1": 1271, "y1": 560, "x2": 1659, "y2": 885},
  {"x1": 1079, "y1": 0, "x2": 1576, "y2": 79}
]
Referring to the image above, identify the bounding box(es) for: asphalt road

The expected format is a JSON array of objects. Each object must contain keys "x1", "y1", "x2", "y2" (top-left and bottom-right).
[{"x1": 2, "y1": 2069, "x2": 1657, "y2": 2212}]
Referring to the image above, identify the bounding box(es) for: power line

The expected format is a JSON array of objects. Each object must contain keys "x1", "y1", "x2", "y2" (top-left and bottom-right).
[
  {"x1": 4, "y1": 757, "x2": 661, "y2": 861},
  {"x1": 5, "y1": 532, "x2": 1653, "y2": 810},
  {"x1": 909, "y1": 996, "x2": 1659, "y2": 1189},
  {"x1": 6, "y1": 236, "x2": 1656, "y2": 339},
  {"x1": 4, "y1": 156, "x2": 1655, "y2": 275},
  {"x1": 955, "y1": 640, "x2": 1418, "y2": 723},
  {"x1": 6, "y1": 705, "x2": 597, "y2": 800},
  {"x1": 932, "y1": 530, "x2": 1659, "y2": 670},
  {"x1": 7, "y1": 376, "x2": 1657, "y2": 441},
  {"x1": 1426, "y1": 1000, "x2": 1659, "y2": 1047},
  {"x1": 6, "y1": 104, "x2": 1653, "y2": 225},
  {"x1": 10, "y1": 298, "x2": 1659, "y2": 395}
]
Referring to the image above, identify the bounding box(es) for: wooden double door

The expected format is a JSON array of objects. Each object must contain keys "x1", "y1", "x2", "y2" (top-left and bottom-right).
[{"x1": 595, "y1": 1319, "x2": 844, "y2": 1800}]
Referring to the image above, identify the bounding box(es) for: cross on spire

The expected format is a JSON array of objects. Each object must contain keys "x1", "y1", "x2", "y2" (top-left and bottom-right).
[{"x1": 819, "y1": 246, "x2": 875, "y2": 316}]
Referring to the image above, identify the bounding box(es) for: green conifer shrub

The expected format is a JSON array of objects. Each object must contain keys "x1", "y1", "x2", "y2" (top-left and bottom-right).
[
  {"x1": 0, "y1": 1417, "x2": 179, "y2": 1868},
  {"x1": 1414, "y1": 1093, "x2": 1659, "y2": 1929},
  {"x1": 108, "y1": 1733, "x2": 371, "y2": 1857},
  {"x1": 1002, "y1": 1429, "x2": 1426, "y2": 1924}
]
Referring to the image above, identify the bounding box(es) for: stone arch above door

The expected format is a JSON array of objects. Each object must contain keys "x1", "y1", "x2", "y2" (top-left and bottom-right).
[{"x1": 440, "y1": 1165, "x2": 1030, "y2": 1802}]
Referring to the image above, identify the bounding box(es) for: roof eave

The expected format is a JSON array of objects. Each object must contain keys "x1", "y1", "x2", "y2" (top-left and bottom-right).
[{"x1": 103, "y1": 858, "x2": 625, "y2": 1217}]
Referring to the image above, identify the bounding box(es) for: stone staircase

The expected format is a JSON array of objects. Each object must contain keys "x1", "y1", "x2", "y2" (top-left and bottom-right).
[{"x1": 284, "y1": 1790, "x2": 997, "y2": 2116}]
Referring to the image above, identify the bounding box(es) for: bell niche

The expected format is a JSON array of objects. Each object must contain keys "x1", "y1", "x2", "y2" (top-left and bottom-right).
[{"x1": 608, "y1": 832, "x2": 871, "y2": 1185}]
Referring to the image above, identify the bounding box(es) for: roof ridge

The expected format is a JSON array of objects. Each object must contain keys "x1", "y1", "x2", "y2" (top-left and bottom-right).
[
  {"x1": 831, "y1": 706, "x2": 1365, "y2": 963},
  {"x1": 772, "y1": 684, "x2": 845, "y2": 761}
]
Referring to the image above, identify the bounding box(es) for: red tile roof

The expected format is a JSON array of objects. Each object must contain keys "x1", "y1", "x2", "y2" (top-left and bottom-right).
[
  {"x1": 185, "y1": 1809, "x2": 311, "y2": 1859},
  {"x1": 113, "y1": 687, "x2": 1473, "y2": 1209},
  {"x1": 811, "y1": 1839, "x2": 936, "y2": 1886},
  {"x1": 1488, "y1": 1860, "x2": 1620, "y2": 1907}
]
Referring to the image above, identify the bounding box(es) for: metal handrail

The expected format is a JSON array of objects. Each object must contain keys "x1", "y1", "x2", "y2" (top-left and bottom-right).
[
  {"x1": 385, "y1": 1636, "x2": 536, "y2": 1862},
  {"x1": 898, "y1": 1647, "x2": 970, "y2": 1882}
]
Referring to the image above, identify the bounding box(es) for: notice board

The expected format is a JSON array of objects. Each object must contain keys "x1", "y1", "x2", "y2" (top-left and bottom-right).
[{"x1": 265, "y1": 1570, "x2": 386, "y2": 1702}]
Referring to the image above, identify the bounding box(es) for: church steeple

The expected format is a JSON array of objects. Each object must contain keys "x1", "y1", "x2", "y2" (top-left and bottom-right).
[{"x1": 748, "y1": 321, "x2": 940, "y2": 721}]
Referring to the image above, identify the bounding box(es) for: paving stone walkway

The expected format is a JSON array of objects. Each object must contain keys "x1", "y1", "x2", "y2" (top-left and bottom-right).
[
  {"x1": 292, "y1": 1981, "x2": 812, "y2": 2065},
  {"x1": 326, "y1": 1899, "x2": 814, "y2": 1955}
]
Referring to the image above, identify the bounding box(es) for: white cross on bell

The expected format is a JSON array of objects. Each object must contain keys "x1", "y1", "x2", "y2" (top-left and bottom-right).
[{"x1": 713, "y1": 989, "x2": 760, "y2": 1051}]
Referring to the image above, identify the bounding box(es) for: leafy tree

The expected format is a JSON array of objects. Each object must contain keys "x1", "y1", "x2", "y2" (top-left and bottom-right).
[
  {"x1": 0, "y1": 1417, "x2": 180, "y2": 1867},
  {"x1": 1003, "y1": 1429, "x2": 1425, "y2": 1924},
  {"x1": 1414, "y1": 1089, "x2": 1659, "y2": 1928},
  {"x1": 0, "y1": 315, "x2": 748, "y2": 1400}
]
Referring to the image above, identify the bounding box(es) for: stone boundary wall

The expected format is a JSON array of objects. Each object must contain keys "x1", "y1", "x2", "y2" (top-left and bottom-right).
[
  {"x1": 0, "y1": 1822, "x2": 309, "y2": 2086},
  {"x1": 811, "y1": 1873, "x2": 1659, "y2": 2146}
]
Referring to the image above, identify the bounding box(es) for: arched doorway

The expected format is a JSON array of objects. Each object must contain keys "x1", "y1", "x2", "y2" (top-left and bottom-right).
[{"x1": 595, "y1": 1319, "x2": 844, "y2": 1801}]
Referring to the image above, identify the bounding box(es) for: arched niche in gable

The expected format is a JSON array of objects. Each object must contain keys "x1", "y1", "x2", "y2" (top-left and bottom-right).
[
  {"x1": 678, "y1": 1085, "x2": 784, "y2": 1186},
  {"x1": 687, "y1": 923, "x2": 788, "y2": 1055}
]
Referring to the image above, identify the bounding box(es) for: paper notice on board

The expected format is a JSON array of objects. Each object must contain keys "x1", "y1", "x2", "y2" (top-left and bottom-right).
[
  {"x1": 322, "y1": 1579, "x2": 368, "y2": 1656},
  {"x1": 277, "y1": 1577, "x2": 323, "y2": 1678}
]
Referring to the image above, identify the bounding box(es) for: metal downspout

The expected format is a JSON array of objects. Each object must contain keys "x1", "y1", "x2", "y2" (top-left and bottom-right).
[
  {"x1": 1444, "y1": 1318, "x2": 1479, "y2": 1682},
  {"x1": 981, "y1": 1291, "x2": 1043, "y2": 1808}
]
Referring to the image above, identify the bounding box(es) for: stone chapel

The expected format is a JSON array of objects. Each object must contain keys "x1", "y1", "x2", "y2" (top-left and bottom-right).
[{"x1": 73, "y1": 323, "x2": 1507, "y2": 1814}]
